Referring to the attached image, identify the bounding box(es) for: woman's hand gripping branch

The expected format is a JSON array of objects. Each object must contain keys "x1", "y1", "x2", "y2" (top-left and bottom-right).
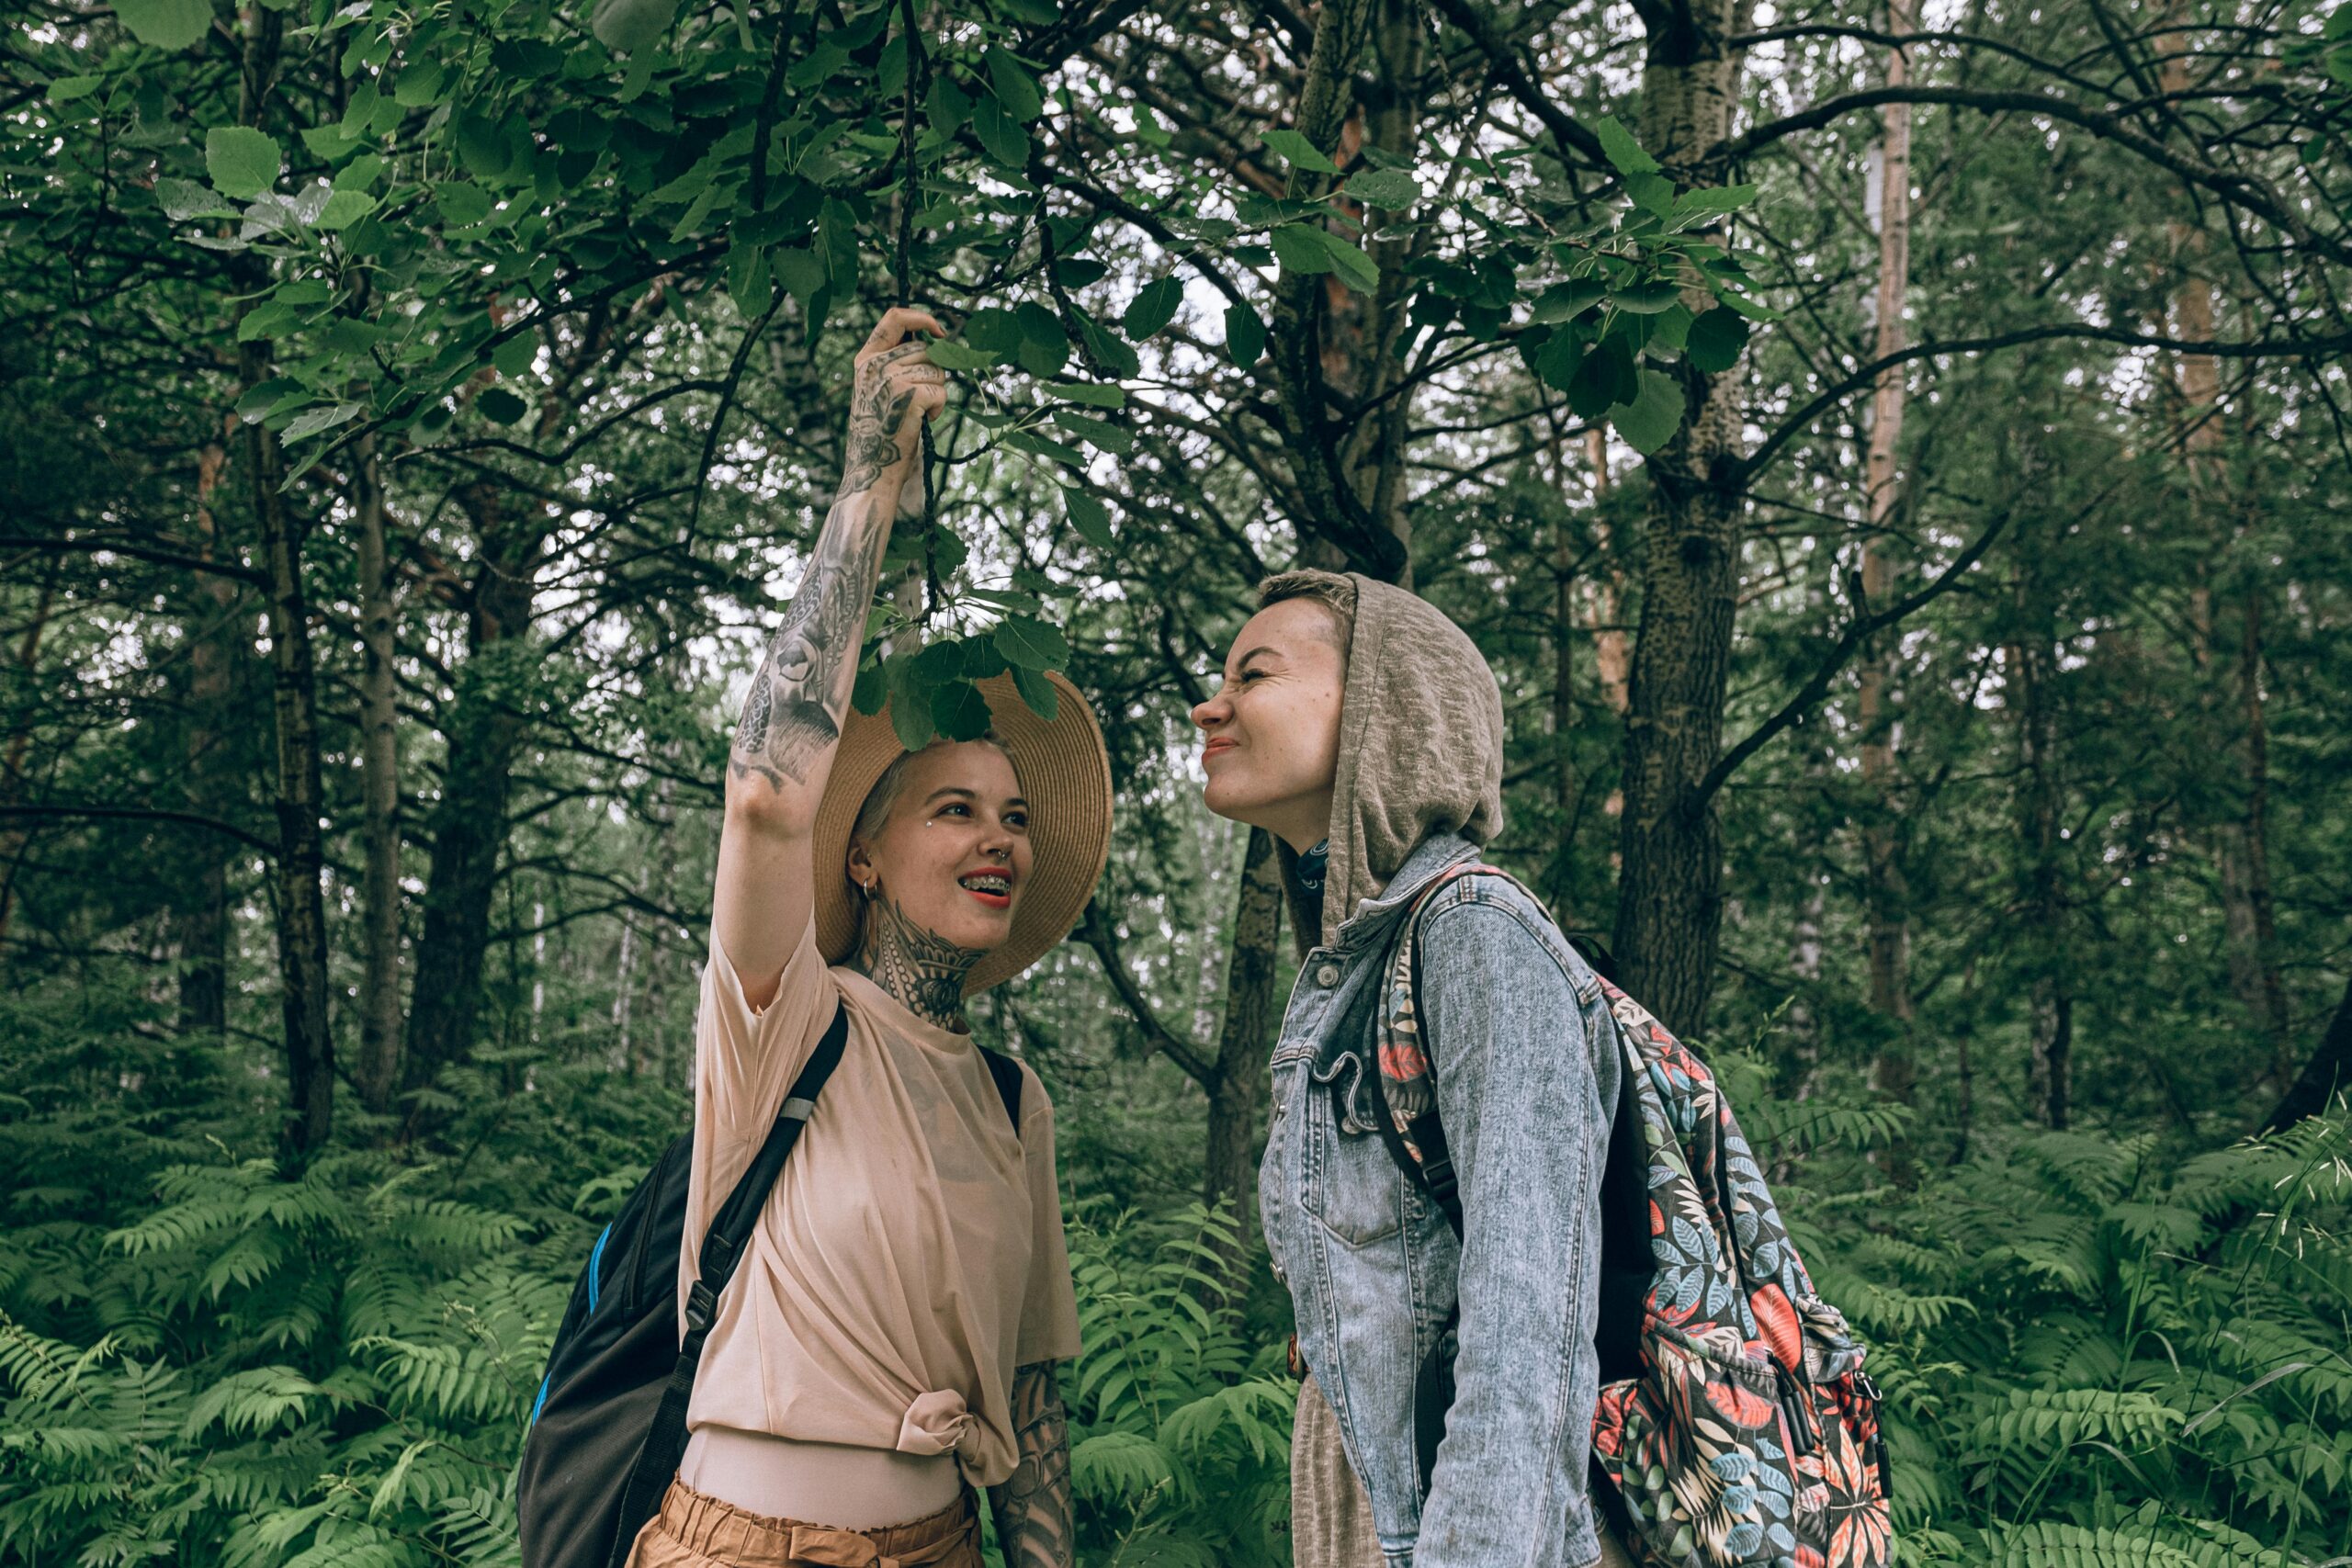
[{"x1": 713, "y1": 308, "x2": 946, "y2": 1005}]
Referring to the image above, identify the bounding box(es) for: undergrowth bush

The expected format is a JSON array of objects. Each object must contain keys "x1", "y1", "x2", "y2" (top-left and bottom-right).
[{"x1": 1, "y1": 1006, "x2": 2345, "y2": 1566}]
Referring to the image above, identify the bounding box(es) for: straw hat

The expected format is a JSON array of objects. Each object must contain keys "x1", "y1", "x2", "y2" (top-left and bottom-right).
[{"x1": 812, "y1": 669, "x2": 1112, "y2": 995}]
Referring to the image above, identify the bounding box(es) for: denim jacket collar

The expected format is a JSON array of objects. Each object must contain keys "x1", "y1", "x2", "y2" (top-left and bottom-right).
[{"x1": 1319, "y1": 831, "x2": 1485, "y2": 957}]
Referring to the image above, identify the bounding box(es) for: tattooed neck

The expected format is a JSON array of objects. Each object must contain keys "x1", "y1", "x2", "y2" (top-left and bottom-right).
[{"x1": 847, "y1": 892, "x2": 983, "y2": 1032}]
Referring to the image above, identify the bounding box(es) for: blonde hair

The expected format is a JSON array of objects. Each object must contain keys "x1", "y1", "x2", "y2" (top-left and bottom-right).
[{"x1": 1254, "y1": 569, "x2": 1356, "y2": 667}]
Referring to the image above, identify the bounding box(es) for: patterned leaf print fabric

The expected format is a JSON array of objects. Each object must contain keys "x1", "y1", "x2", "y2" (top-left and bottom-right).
[{"x1": 1377, "y1": 866, "x2": 1893, "y2": 1568}]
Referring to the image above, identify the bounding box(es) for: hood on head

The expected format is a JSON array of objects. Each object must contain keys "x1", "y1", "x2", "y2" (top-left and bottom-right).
[{"x1": 1275, "y1": 572, "x2": 1504, "y2": 956}]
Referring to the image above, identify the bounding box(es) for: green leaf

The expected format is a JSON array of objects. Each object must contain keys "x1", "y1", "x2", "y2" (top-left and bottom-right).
[
  {"x1": 1271, "y1": 223, "x2": 1333, "y2": 275},
  {"x1": 1261, "y1": 129, "x2": 1336, "y2": 175},
  {"x1": 1626, "y1": 171, "x2": 1676, "y2": 217},
  {"x1": 435, "y1": 182, "x2": 492, "y2": 226},
  {"x1": 1002, "y1": 428, "x2": 1085, "y2": 466},
  {"x1": 1053, "y1": 410, "x2": 1131, "y2": 453},
  {"x1": 591, "y1": 0, "x2": 678, "y2": 52},
  {"x1": 1072, "y1": 310, "x2": 1138, "y2": 378},
  {"x1": 338, "y1": 80, "x2": 379, "y2": 137},
  {"x1": 1050, "y1": 382, "x2": 1125, "y2": 409},
  {"x1": 984, "y1": 45, "x2": 1044, "y2": 121},
  {"x1": 1614, "y1": 279, "x2": 1684, "y2": 314},
  {"x1": 1684, "y1": 307, "x2": 1749, "y2": 374},
  {"x1": 962, "y1": 637, "x2": 1009, "y2": 680},
  {"x1": 1674, "y1": 183, "x2": 1758, "y2": 217},
  {"x1": 1011, "y1": 662, "x2": 1059, "y2": 720},
  {"x1": 317, "y1": 189, "x2": 379, "y2": 229},
  {"x1": 48, "y1": 75, "x2": 105, "y2": 104},
  {"x1": 155, "y1": 176, "x2": 234, "y2": 221},
  {"x1": 1533, "y1": 330, "x2": 1585, "y2": 391},
  {"x1": 1531, "y1": 278, "x2": 1605, "y2": 324},
  {"x1": 1063, "y1": 488, "x2": 1114, "y2": 550},
  {"x1": 477, "y1": 387, "x2": 528, "y2": 424},
  {"x1": 279, "y1": 402, "x2": 361, "y2": 441},
  {"x1": 1609, "y1": 368, "x2": 1683, "y2": 455},
  {"x1": 1314, "y1": 229, "x2": 1379, "y2": 292},
  {"x1": 1225, "y1": 300, "x2": 1265, "y2": 366},
  {"x1": 114, "y1": 0, "x2": 214, "y2": 50},
  {"x1": 972, "y1": 94, "x2": 1030, "y2": 170},
  {"x1": 392, "y1": 62, "x2": 447, "y2": 107},
  {"x1": 1123, "y1": 276, "x2": 1182, "y2": 339},
  {"x1": 853, "y1": 658, "x2": 888, "y2": 716},
  {"x1": 491, "y1": 333, "x2": 537, "y2": 378},
  {"x1": 1345, "y1": 167, "x2": 1420, "y2": 208},
  {"x1": 340, "y1": 152, "x2": 386, "y2": 191},
  {"x1": 931, "y1": 679, "x2": 994, "y2": 742},
  {"x1": 453, "y1": 109, "x2": 512, "y2": 179},
  {"x1": 994, "y1": 614, "x2": 1070, "y2": 671},
  {"x1": 1594, "y1": 115, "x2": 1659, "y2": 175},
  {"x1": 774, "y1": 247, "x2": 824, "y2": 304},
  {"x1": 888, "y1": 663, "x2": 937, "y2": 751},
  {"x1": 205, "y1": 126, "x2": 281, "y2": 199},
  {"x1": 1567, "y1": 333, "x2": 1635, "y2": 418},
  {"x1": 924, "y1": 340, "x2": 1000, "y2": 372},
  {"x1": 236, "y1": 378, "x2": 302, "y2": 422}
]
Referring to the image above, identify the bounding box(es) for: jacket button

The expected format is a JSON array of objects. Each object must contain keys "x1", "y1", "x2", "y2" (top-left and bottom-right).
[{"x1": 1314, "y1": 963, "x2": 1341, "y2": 987}]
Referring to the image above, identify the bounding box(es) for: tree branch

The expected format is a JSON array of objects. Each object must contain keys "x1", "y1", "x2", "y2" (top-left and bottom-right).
[
  {"x1": 1721, "y1": 86, "x2": 2349, "y2": 269},
  {"x1": 1424, "y1": 0, "x2": 1608, "y2": 171},
  {"x1": 0, "y1": 803, "x2": 278, "y2": 856},
  {"x1": 1736, "y1": 321, "x2": 2352, "y2": 484},
  {"x1": 1685, "y1": 506, "x2": 2016, "y2": 815},
  {"x1": 0, "y1": 534, "x2": 268, "y2": 587},
  {"x1": 1077, "y1": 898, "x2": 1217, "y2": 1085}
]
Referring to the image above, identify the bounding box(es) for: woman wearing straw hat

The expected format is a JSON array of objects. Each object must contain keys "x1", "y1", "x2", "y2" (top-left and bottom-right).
[{"x1": 625, "y1": 309, "x2": 1111, "y2": 1568}]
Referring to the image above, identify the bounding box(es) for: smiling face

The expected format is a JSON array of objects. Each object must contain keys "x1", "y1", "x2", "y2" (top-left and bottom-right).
[
  {"x1": 1192, "y1": 598, "x2": 1347, "y2": 852},
  {"x1": 844, "y1": 739, "x2": 1035, "y2": 957}
]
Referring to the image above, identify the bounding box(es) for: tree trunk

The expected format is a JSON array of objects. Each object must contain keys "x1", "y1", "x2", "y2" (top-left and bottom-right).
[
  {"x1": 2160, "y1": 14, "x2": 2289, "y2": 1070},
  {"x1": 1261, "y1": 0, "x2": 1408, "y2": 582},
  {"x1": 1204, "y1": 826, "x2": 1283, "y2": 1230},
  {"x1": 2263, "y1": 973, "x2": 2352, "y2": 1134},
  {"x1": 353, "y1": 436, "x2": 404, "y2": 1115},
  {"x1": 0, "y1": 567, "x2": 60, "y2": 961},
  {"x1": 1860, "y1": 4, "x2": 1918, "y2": 1178},
  {"x1": 236, "y1": 3, "x2": 334, "y2": 1162},
  {"x1": 175, "y1": 442, "x2": 238, "y2": 1040},
  {"x1": 402, "y1": 479, "x2": 542, "y2": 1101},
  {"x1": 1611, "y1": 0, "x2": 1747, "y2": 1038},
  {"x1": 2011, "y1": 626, "x2": 2071, "y2": 1131}
]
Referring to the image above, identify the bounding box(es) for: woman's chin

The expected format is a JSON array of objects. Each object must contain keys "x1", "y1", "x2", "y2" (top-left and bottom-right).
[{"x1": 934, "y1": 903, "x2": 1015, "y2": 953}]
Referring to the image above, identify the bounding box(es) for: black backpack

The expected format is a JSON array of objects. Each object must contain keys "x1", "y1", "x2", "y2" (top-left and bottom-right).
[{"x1": 515, "y1": 1003, "x2": 1027, "y2": 1568}]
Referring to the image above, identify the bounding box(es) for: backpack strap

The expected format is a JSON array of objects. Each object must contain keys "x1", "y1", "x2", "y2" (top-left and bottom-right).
[
  {"x1": 977, "y1": 1044, "x2": 1024, "y2": 1131},
  {"x1": 606, "y1": 1000, "x2": 850, "y2": 1562},
  {"x1": 1356, "y1": 868, "x2": 1648, "y2": 1495}
]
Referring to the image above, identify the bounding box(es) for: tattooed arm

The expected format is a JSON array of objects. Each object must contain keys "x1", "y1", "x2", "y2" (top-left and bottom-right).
[
  {"x1": 713, "y1": 307, "x2": 945, "y2": 1007},
  {"x1": 989, "y1": 1361, "x2": 1075, "y2": 1568}
]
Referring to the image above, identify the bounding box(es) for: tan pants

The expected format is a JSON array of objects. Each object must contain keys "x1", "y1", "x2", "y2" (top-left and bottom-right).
[
  {"x1": 1292, "y1": 1374, "x2": 1640, "y2": 1568},
  {"x1": 623, "y1": 1477, "x2": 983, "y2": 1568}
]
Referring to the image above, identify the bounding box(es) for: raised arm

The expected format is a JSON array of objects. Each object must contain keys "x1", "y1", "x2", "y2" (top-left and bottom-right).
[{"x1": 712, "y1": 307, "x2": 944, "y2": 1007}]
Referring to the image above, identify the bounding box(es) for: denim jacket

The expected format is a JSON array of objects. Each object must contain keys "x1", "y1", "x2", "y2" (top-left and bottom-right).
[{"x1": 1261, "y1": 831, "x2": 1622, "y2": 1568}]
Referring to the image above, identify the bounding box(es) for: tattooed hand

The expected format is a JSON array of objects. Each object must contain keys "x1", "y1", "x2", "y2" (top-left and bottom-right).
[
  {"x1": 988, "y1": 1361, "x2": 1074, "y2": 1568},
  {"x1": 838, "y1": 309, "x2": 948, "y2": 501},
  {"x1": 727, "y1": 309, "x2": 947, "y2": 795}
]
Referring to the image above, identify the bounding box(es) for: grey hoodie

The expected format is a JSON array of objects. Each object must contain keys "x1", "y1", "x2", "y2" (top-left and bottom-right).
[{"x1": 1277, "y1": 573, "x2": 1506, "y2": 953}]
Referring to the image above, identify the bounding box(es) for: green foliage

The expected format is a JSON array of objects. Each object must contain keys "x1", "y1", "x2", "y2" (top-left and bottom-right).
[
  {"x1": 1062, "y1": 1201, "x2": 1293, "y2": 1566},
  {"x1": 6, "y1": 1026, "x2": 2343, "y2": 1566}
]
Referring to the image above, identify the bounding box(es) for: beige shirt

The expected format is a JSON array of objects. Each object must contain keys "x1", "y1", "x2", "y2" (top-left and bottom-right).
[{"x1": 679, "y1": 916, "x2": 1083, "y2": 1489}]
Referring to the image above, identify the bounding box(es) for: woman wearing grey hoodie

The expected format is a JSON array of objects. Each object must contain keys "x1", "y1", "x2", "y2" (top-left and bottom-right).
[{"x1": 1192, "y1": 570, "x2": 1635, "y2": 1568}]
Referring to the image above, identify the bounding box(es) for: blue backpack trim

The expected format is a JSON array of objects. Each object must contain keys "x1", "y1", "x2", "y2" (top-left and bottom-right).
[{"x1": 587, "y1": 1223, "x2": 612, "y2": 1314}]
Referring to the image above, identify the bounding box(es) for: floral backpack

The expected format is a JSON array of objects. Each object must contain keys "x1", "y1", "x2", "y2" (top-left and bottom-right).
[{"x1": 1363, "y1": 863, "x2": 1894, "y2": 1568}]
